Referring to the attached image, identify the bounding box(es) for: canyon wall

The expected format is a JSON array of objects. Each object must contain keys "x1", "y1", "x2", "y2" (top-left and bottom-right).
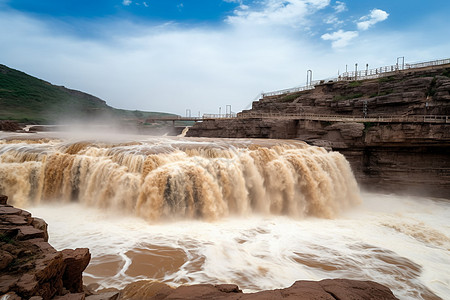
[{"x1": 187, "y1": 65, "x2": 450, "y2": 197}]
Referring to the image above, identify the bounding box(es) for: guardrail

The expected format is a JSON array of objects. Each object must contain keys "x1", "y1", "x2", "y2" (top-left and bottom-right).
[
  {"x1": 147, "y1": 113, "x2": 449, "y2": 124},
  {"x1": 203, "y1": 113, "x2": 237, "y2": 119},
  {"x1": 235, "y1": 112, "x2": 449, "y2": 123},
  {"x1": 406, "y1": 58, "x2": 450, "y2": 69},
  {"x1": 260, "y1": 84, "x2": 315, "y2": 97},
  {"x1": 146, "y1": 114, "x2": 237, "y2": 122},
  {"x1": 261, "y1": 58, "x2": 450, "y2": 98}
]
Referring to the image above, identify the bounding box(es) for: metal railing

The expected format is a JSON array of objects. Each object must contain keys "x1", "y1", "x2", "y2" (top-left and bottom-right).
[
  {"x1": 261, "y1": 58, "x2": 450, "y2": 98},
  {"x1": 235, "y1": 112, "x2": 449, "y2": 124},
  {"x1": 202, "y1": 113, "x2": 237, "y2": 119},
  {"x1": 147, "y1": 113, "x2": 449, "y2": 124},
  {"x1": 260, "y1": 83, "x2": 316, "y2": 97},
  {"x1": 406, "y1": 58, "x2": 450, "y2": 69}
]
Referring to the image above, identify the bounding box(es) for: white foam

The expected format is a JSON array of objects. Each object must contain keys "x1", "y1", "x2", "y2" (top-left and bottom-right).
[{"x1": 29, "y1": 193, "x2": 450, "y2": 299}]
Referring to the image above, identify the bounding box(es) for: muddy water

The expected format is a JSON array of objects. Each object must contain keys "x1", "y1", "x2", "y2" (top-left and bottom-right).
[
  {"x1": 0, "y1": 135, "x2": 360, "y2": 219},
  {"x1": 29, "y1": 193, "x2": 450, "y2": 300},
  {"x1": 1, "y1": 133, "x2": 449, "y2": 299}
]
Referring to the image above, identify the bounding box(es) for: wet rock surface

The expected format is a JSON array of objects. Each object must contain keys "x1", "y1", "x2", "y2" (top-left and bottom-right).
[
  {"x1": 0, "y1": 195, "x2": 90, "y2": 300},
  {"x1": 119, "y1": 279, "x2": 398, "y2": 300}
]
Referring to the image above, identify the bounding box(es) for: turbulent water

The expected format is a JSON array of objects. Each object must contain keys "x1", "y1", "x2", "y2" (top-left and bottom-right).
[
  {"x1": 0, "y1": 134, "x2": 360, "y2": 220},
  {"x1": 1, "y1": 133, "x2": 449, "y2": 300}
]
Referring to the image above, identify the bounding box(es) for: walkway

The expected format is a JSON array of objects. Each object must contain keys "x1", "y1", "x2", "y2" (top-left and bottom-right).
[
  {"x1": 147, "y1": 113, "x2": 449, "y2": 124},
  {"x1": 235, "y1": 113, "x2": 449, "y2": 124}
]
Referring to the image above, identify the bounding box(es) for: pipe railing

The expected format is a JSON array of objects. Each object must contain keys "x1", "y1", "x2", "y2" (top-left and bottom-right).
[
  {"x1": 261, "y1": 58, "x2": 450, "y2": 98},
  {"x1": 147, "y1": 113, "x2": 449, "y2": 124},
  {"x1": 234, "y1": 112, "x2": 449, "y2": 123},
  {"x1": 202, "y1": 113, "x2": 237, "y2": 119}
]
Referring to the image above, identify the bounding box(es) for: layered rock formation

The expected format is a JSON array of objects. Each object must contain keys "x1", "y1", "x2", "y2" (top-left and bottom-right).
[
  {"x1": 0, "y1": 195, "x2": 91, "y2": 300},
  {"x1": 187, "y1": 64, "x2": 450, "y2": 197}
]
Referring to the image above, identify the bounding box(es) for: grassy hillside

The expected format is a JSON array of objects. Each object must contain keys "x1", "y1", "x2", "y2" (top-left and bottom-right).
[{"x1": 0, "y1": 64, "x2": 176, "y2": 124}]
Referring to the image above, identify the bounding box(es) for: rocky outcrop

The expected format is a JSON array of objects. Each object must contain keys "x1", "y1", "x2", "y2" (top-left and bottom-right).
[
  {"x1": 119, "y1": 279, "x2": 398, "y2": 300},
  {"x1": 243, "y1": 67, "x2": 450, "y2": 117},
  {"x1": 0, "y1": 120, "x2": 22, "y2": 132},
  {"x1": 187, "y1": 65, "x2": 450, "y2": 197},
  {"x1": 0, "y1": 195, "x2": 91, "y2": 300}
]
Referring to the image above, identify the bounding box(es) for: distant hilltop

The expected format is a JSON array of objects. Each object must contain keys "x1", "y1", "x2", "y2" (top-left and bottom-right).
[{"x1": 0, "y1": 64, "x2": 176, "y2": 124}]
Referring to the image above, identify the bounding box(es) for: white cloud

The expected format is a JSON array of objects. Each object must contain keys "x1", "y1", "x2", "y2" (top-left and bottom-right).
[
  {"x1": 0, "y1": 7, "x2": 448, "y2": 116},
  {"x1": 334, "y1": 1, "x2": 346, "y2": 13},
  {"x1": 321, "y1": 7, "x2": 388, "y2": 47},
  {"x1": 324, "y1": 15, "x2": 343, "y2": 27},
  {"x1": 357, "y1": 8, "x2": 389, "y2": 31},
  {"x1": 321, "y1": 29, "x2": 358, "y2": 48},
  {"x1": 122, "y1": 0, "x2": 132, "y2": 6},
  {"x1": 143, "y1": 2, "x2": 148, "y2": 7},
  {"x1": 227, "y1": 0, "x2": 330, "y2": 28},
  {"x1": 0, "y1": 12, "x2": 322, "y2": 115}
]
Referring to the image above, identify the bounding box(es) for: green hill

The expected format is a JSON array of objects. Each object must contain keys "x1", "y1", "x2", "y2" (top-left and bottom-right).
[{"x1": 0, "y1": 64, "x2": 176, "y2": 124}]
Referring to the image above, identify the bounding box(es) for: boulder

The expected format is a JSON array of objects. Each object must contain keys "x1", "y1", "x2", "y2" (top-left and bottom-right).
[
  {"x1": 120, "y1": 281, "x2": 174, "y2": 300},
  {"x1": 0, "y1": 195, "x2": 7, "y2": 205},
  {"x1": 62, "y1": 248, "x2": 91, "y2": 293},
  {"x1": 85, "y1": 291, "x2": 120, "y2": 300}
]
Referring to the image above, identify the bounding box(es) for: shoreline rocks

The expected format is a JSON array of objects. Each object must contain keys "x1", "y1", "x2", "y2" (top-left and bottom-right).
[
  {"x1": 0, "y1": 121, "x2": 23, "y2": 132},
  {"x1": 0, "y1": 195, "x2": 399, "y2": 299},
  {"x1": 0, "y1": 195, "x2": 91, "y2": 300},
  {"x1": 119, "y1": 279, "x2": 399, "y2": 299}
]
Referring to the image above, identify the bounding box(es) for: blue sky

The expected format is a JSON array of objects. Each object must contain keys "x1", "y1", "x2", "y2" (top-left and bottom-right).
[{"x1": 1, "y1": 0, "x2": 449, "y2": 116}]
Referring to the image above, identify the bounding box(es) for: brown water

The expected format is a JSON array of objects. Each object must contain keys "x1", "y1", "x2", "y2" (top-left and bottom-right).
[
  {"x1": 1, "y1": 133, "x2": 449, "y2": 299},
  {"x1": 0, "y1": 135, "x2": 360, "y2": 219}
]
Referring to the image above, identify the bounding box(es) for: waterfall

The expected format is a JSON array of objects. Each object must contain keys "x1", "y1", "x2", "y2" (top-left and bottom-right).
[{"x1": 0, "y1": 137, "x2": 360, "y2": 220}]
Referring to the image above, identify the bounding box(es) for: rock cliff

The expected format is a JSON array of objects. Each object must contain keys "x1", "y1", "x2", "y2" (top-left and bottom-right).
[
  {"x1": 187, "y1": 64, "x2": 450, "y2": 197},
  {"x1": 0, "y1": 195, "x2": 91, "y2": 300}
]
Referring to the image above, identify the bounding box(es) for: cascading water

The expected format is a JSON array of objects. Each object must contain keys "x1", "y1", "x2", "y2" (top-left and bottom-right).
[
  {"x1": 1, "y1": 133, "x2": 449, "y2": 300},
  {"x1": 0, "y1": 136, "x2": 360, "y2": 220}
]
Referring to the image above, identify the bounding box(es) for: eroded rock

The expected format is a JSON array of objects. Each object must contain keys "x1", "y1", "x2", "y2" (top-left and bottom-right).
[
  {"x1": 0, "y1": 195, "x2": 91, "y2": 299},
  {"x1": 62, "y1": 249, "x2": 91, "y2": 293},
  {"x1": 119, "y1": 279, "x2": 398, "y2": 300}
]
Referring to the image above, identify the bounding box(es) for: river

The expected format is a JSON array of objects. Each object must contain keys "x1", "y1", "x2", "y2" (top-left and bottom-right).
[{"x1": 1, "y1": 132, "x2": 448, "y2": 299}]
